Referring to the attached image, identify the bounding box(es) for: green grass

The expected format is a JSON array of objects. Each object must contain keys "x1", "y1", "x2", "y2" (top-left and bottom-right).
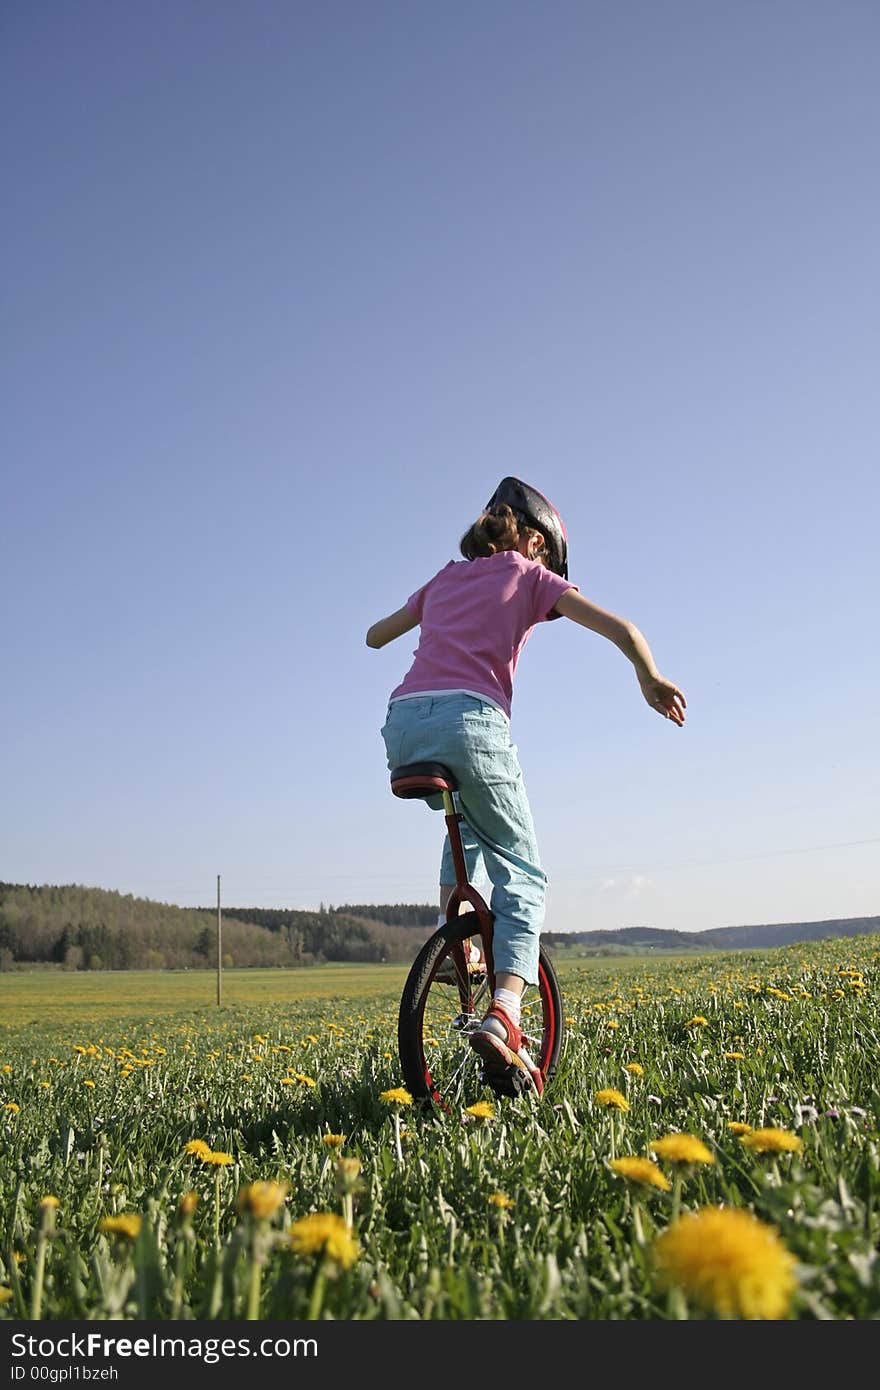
[
  {"x1": 0, "y1": 963, "x2": 414, "y2": 1024},
  {"x1": 0, "y1": 953, "x2": 693, "y2": 1025},
  {"x1": 1, "y1": 935, "x2": 878, "y2": 1321}
]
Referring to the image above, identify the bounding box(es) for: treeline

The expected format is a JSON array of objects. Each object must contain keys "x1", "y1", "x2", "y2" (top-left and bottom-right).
[
  {"x1": 541, "y1": 917, "x2": 880, "y2": 952},
  {"x1": 0, "y1": 884, "x2": 434, "y2": 971},
  {"x1": 218, "y1": 904, "x2": 435, "y2": 931},
  {"x1": 327, "y1": 904, "x2": 438, "y2": 927}
]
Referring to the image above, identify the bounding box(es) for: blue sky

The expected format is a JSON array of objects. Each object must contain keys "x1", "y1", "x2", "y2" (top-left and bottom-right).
[{"x1": 3, "y1": 1, "x2": 878, "y2": 935}]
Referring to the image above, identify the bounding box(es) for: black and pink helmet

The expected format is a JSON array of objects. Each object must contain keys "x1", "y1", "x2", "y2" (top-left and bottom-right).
[{"x1": 485, "y1": 476, "x2": 568, "y2": 579}]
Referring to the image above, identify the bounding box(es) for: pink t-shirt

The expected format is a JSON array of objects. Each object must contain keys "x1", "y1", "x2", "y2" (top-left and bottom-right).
[{"x1": 389, "y1": 550, "x2": 576, "y2": 718}]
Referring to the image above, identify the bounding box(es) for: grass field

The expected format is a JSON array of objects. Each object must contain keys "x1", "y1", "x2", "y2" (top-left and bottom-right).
[
  {"x1": 1, "y1": 937, "x2": 878, "y2": 1321},
  {"x1": 0, "y1": 963, "x2": 415, "y2": 1023},
  {"x1": 0, "y1": 953, "x2": 691, "y2": 1022}
]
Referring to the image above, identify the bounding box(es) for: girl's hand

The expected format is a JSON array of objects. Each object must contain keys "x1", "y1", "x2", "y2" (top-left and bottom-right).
[{"x1": 639, "y1": 675, "x2": 686, "y2": 726}]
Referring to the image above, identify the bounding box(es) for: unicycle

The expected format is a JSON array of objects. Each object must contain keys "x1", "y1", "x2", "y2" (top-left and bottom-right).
[{"x1": 392, "y1": 761, "x2": 565, "y2": 1112}]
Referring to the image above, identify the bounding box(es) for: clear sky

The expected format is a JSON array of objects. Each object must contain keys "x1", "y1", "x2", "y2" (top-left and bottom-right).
[{"x1": 3, "y1": 2, "x2": 878, "y2": 935}]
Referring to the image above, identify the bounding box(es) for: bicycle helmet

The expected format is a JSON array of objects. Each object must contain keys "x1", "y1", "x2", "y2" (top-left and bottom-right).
[{"x1": 485, "y1": 476, "x2": 568, "y2": 579}]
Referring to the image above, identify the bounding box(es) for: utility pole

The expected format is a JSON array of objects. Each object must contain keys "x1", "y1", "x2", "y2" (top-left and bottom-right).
[{"x1": 216, "y1": 874, "x2": 222, "y2": 1006}]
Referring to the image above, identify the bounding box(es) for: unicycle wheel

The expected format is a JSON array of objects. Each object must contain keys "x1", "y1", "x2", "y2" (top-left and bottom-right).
[{"x1": 397, "y1": 917, "x2": 565, "y2": 1113}]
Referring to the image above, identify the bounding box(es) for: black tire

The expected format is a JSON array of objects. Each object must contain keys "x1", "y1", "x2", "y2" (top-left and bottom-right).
[{"x1": 397, "y1": 917, "x2": 565, "y2": 1112}]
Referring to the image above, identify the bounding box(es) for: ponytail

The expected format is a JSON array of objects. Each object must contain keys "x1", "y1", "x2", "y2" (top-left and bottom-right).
[{"x1": 459, "y1": 503, "x2": 522, "y2": 561}]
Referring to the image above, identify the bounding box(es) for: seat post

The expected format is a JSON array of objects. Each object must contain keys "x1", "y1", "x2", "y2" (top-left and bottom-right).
[{"x1": 441, "y1": 789, "x2": 471, "y2": 893}]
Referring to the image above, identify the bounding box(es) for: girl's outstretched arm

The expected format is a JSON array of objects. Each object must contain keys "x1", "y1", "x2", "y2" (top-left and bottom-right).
[
  {"x1": 366, "y1": 605, "x2": 419, "y2": 649},
  {"x1": 552, "y1": 588, "x2": 686, "y2": 725}
]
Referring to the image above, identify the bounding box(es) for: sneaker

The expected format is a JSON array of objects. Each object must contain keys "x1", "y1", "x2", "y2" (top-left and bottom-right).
[{"x1": 468, "y1": 1003, "x2": 545, "y2": 1097}]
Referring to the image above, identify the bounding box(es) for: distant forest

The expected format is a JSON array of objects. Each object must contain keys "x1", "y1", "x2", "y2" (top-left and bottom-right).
[
  {"x1": 1, "y1": 882, "x2": 877, "y2": 971},
  {"x1": 0, "y1": 883, "x2": 435, "y2": 971}
]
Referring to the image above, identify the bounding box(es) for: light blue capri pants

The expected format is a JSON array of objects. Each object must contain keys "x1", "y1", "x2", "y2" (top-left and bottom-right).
[{"x1": 380, "y1": 692, "x2": 546, "y2": 985}]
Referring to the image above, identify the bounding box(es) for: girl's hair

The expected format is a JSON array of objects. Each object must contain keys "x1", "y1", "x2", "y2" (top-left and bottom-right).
[{"x1": 459, "y1": 503, "x2": 544, "y2": 562}]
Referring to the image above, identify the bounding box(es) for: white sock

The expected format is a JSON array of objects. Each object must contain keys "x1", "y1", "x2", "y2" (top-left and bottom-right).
[
  {"x1": 480, "y1": 986, "x2": 522, "y2": 1041},
  {"x1": 494, "y1": 987, "x2": 522, "y2": 1026}
]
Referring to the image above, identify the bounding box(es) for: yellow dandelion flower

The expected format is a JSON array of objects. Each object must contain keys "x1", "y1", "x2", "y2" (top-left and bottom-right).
[
  {"x1": 727, "y1": 1122, "x2": 753, "y2": 1135},
  {"x1": 73, "y1": 1046, "x2": 87, "y2": 1055},
  {"x1": 83, "y1": 1080, "x2": 96, "y2": 1088},
  {"x1": 39, "y1": 1196, "x2": 60, "y2": 1209},
  {"x1": 488, "y1": 1192, "x2": 515, "y2": 1209},
  {"x1": 611, "y1": 1156, "x2": 672, "y2": 1191},
  {"x1": 292, "y1": 1072, "x2": 316, "y2": 1087},
  {"x1": 1, "y1": 1065, "x2": 10, "y2": 1074},
  {"x1": 380, "y1": 1087, "x2": 413, "y2": 1107},
  {"x1": 724, "y1": 1052, "x2": 747, "y2": 1061},
  {"x1": 766, "y1": 988, "x2": 792, "y2": 1001},
  {"x1": 594, "y1": 1088, "x2": 630, "y2": 1112},
  {"x1": 99, "y1": 1214, "x2": 142, "y2": 1239},
  {"x1": 464, "y1": 1100, "x2": 495, "y2": 1120},
  {"x1": 184, "y1": 1139, "x2": 212, "y2": 1158},
  {"x1": 653, "y1": 1206, "x2": 798, "y2": 1319},
  {"x1": 3, "y1": 1102, "x2": 19, "y2": 1113},
  {"x1": 288, "y1": 1212, "x2": 360, "y2": 1269},
  {"x1": 322, "y1": 1133, "x2": 346, "y2": 1148},
  {"x1": 624, "y1": 1063, "x2": 644, "y2": 1076},
  {"x1": 686, "y1": 1016, "x2": 709, "y2": 1028},
  {"x1": 236, "y1": 1181, "x2": 288, "y2": 1220},
  {"x1": 650, "y1": 1134, "x2": 715, "y2": 1166},
  {"x1": 606, "y1": 1019, "x2": 619, "y2": 1029},
  {"x1": 203, "y1": 1150, "x2": 234, "y2": 1166},
  {"x1": 740, "y1": 1128, "x2": 803, "y2": 1155}
]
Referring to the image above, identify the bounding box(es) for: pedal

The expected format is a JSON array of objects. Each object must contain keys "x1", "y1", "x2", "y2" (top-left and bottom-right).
[{"x1": 482, "y1": 1063, "x2": 535, "y2": 1099}]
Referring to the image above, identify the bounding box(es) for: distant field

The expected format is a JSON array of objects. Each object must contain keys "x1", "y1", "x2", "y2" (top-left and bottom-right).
[
  {"x1": 0, "y1": 964, "x2": 412, "y2": 1025},
  {"x1": 0, "y1": 953, "x2": 703, "y2": 1026}
]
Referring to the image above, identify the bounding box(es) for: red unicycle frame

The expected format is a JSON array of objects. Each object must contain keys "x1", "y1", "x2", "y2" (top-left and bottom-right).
[{"x1": 391, "y1": 760, "x2": 565, "y2": 1110}]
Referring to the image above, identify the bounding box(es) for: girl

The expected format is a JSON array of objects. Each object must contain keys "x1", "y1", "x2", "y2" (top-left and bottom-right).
[{"x1": 366, "y1": 477, "x2": 686, "y2": 1096}]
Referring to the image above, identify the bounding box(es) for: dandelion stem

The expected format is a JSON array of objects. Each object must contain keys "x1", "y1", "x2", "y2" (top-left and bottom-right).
[
  {"x1": 214, "y1": 1171, "x2": 221, "y2": 1248},
  {"x1": 307, "y1": 1256, "x2": 327, "y2": 1321},
  {"x1": 246, "y1": 1254, "x2": 262, "y2": 1320},
  {"x1": 671, "y1": 1172, "x2": 683, "y2": 1223},
  {"x1": 668, "y1": 1287, "x2": 689, "y2": 1320},
  {"x1": 631, "y1": 1200, "x2": 646, "y2": 1249},
  {"x1": 392, "y1": 1111, "x2": 404, "y2": 1165},
  {"x1": 93, "y1": 1142, "x2": 104, "y2": 1213},
  {"x1": 170, "y1": 1241, "x2": 186, "y2": 1319},
  {"x1": 30, "y1": 1206, "x2": 55, "y2": 1320}
]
